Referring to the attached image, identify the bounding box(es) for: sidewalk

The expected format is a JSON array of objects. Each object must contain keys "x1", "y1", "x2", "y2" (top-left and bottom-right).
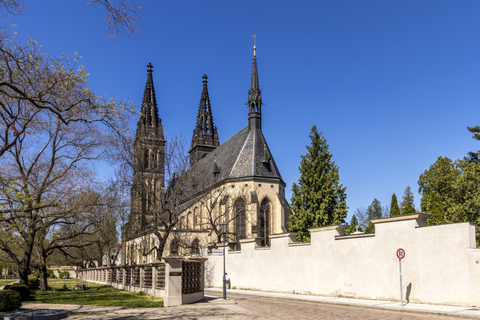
[{"x1": 205, "y1": 287, "x2": 480, "y2": 318}]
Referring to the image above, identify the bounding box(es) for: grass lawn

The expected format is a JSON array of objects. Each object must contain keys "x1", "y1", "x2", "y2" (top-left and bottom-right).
[
  {"x1": 0, "y1": 280, "x2": 15, "y2": 287},
  {"x1": 32, "y1": 279, "x2": 163, "y2": 307}
]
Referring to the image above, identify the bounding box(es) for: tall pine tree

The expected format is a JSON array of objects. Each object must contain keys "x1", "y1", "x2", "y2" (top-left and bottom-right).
[
  {"x1": 390, "y1": 193, "x2": 400, "y2": 217},
  {"x1": 400, "y1": 186, "x2": 416, "y2": 215},
  {"x1": 288, "y1": 125, "x2": 347, "y2": 242},
  {"x1": 364, "y1": 198, "x2": 383, "y2": 233}
]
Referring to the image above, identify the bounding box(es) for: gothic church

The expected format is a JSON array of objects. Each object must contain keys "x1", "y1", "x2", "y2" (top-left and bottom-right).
[{"x1": 123, "y1": 46, "x2": 290, "y2": 264}]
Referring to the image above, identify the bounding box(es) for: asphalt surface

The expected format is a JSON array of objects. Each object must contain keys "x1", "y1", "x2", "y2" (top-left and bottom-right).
[{"x1": 15, "y1": 288, "x2": 480, "y2": 320}]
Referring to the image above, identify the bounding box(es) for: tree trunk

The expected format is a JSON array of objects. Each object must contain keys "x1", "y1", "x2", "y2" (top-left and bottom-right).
[
  {"x1": 34, "y1": 241, "x2": 49, "y2": 291},
  {"x1": 17, "y1": 263, "x2": 29, "y2": 285},
  {"x1": 39, "y1": 264, "x2": 48, "y2": 291},
  {"x1": 154, "y1": 232, "x2": 168, "y2": 260},
  {"x1": 96, "y1": 244, "x2": 103, "y2": 267}
]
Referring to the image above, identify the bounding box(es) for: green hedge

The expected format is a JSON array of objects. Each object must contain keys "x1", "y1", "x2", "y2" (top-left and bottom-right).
[
  {"x1": 0, "y1": 290, "x2": 21, "y2": 312},
  {"x1": 47, "y1": 269, "x2": 56, "y2": 279},
  {"x1": 28, "y1": 276, "x2": 40, "y2": 291},
  {"x1": 6, "y1": 284, "x2": 30, "y2": 301}
]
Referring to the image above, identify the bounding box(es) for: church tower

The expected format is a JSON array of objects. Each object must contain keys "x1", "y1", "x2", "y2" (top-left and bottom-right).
[
  {"x1": 130, "y1": 63, "x2": 166, "y2": 230},
  {"x1": 189, "y1": 74, "x2": 219, "y2": 166}
]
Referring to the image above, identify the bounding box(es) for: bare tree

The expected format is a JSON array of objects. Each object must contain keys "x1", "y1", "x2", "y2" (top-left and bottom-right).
[
  {"x1": 0, "y1": 0, "x2": 139, "y2": 37},
  {"x1": 353, "y1": 207, "x2": 369, "y2": 230},
  {"x1": 89, "y1": 0, "x2": 140, "y2": 38},
  {"x1": 114, "y1": 132, "x2": 189, "y2": 263},
  {"x1": 0, "y1": 29, "x2": 132, "y2": 159},
  {"x1": 0, "y1": 0, "x2": 22, "y2": 16},
  {"x1": 0, "y1": 35, "x2": 131, "y2": 285},
  {"x1": 193, "y1": 184, "x2": 252, "y2": 249}
]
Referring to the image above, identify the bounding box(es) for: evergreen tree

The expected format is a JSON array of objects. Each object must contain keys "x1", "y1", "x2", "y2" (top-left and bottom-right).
[
  {"x1": 400, "y1": 186, "x2": 416, "y2": 215},
  {"x1": 364, "y1": 198, "x2": 382, "y2": 233},
  {"x1": 345, "y1": 214, "x2": 362, "y2": 235},
  {"x1": 390, "y1": 193, "x2": 400, "y2": 217},
  {"x1": 288, "y1": 125, "x2": 348, "y2": 242},
  {"x1": 425, "y1": 190, "x2": 444, "y2": 225}
]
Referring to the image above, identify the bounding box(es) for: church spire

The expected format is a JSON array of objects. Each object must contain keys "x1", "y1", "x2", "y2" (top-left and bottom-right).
[
  {"x1": 248, "y1": 34, "x2": 262, "y2": 130},
  {"x1": 189, "y1": 74, "x2": 220, "y2": 166},
  {"x1": 139, "y1": 62, "x2": 160, "y2": 129}
]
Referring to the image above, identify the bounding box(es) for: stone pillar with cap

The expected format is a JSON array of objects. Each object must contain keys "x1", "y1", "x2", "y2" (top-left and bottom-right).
[{"x1": 163, "y1": 254, "x2": 183, "y2": 307}]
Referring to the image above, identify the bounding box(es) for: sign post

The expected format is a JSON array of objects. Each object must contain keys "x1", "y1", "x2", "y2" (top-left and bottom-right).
[{"x1": 396, "y1": 248, "x2": 406, "y2": 306}]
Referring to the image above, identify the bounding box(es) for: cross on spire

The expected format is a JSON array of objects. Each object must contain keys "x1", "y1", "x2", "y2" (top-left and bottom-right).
[
  {"x1": 252, "y1": 34, "x2": 257, "y2": 57},
  {"x1": 147, "y1": 62, "x2": 153, "y2": 72},
  {"x1": 202, "y1": 74, "x2": 208, "y2": 84}
]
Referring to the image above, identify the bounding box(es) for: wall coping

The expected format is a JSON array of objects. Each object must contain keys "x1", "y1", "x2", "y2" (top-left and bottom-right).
[
  {"x1": 335, "y1": 233, "x2": 375, "y2": 240},
  {"x1": 288, "y1": 242, "x2": 311, "y2": 247},
  {"x1": 239, "y1": 238, "x2": 256, "y2": 244},
  {"x1": 270, "y1": 233, "x2": 299, "y2": 239},
  {"x1": 309, "y1": 225, "x2": 349, "y2": 233},
  {"x1": 371, "y1": 213, "x2": 432, "y2": 224}
]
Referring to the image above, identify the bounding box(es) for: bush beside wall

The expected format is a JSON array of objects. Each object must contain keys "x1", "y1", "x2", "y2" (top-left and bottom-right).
[
  {"x1": 0, "y1": 290, "x2": 22, "y2": 312},
  {"x1": 7, "y1": 284, "x2": 30, "y2": 301}
]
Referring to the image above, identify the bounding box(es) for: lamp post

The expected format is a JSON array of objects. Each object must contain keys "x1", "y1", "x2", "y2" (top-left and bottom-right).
[
  {"x1": 173, "y1": 227, "x2": 178, "y2": 254},
  {"x1": 220, "y1": 221, "x2": 227, "y2": 299}
]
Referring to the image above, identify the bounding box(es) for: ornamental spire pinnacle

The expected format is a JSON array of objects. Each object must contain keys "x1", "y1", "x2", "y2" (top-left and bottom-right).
[
  {"x1": 139, "y1": 62, "x2": 160, "y2": 129},
  {"x1": 248, "y1": 35, "x2": 262, "y2": 129},
  {"x1": 189, "y1": 74, "x2": 220, "y2": 166}
]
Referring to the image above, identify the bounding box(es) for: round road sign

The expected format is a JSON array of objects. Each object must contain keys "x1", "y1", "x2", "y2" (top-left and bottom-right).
[{"x1": 396, "y1": 248, "x2": 405, "y2": 259}]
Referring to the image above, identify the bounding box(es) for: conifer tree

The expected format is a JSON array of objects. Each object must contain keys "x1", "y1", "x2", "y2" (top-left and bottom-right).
[
  {"x1": 364, "y1": 198, "x2": 382, "y2": 233},
  {"x1": 345, "y1": 214, "x2": 362, "y2": 234},
  {"x1": 390, "y1": 193, "x2": 400, "y2": 217},
  {"x1": 288, "y1": 125, "x2": 347, "y2": 242},
  {"x1": 400, "y1": 186, "x2": 416, "y2": 215}
]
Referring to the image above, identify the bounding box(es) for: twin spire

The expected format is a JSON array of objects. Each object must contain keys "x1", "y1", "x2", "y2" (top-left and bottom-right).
[
  {"x1": 140, "y1": 36, "x2": 263, "y2": 166},
  {"x1": 189, "y1": 74, "x2": 220, "y2": 166},
  {"x1": 139, "y1": 62, "x2": 160, "y2": 130}
]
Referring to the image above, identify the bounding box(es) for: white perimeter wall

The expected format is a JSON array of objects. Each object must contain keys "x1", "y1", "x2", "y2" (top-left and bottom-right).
[{"x1": 205, "y1": 214, "x2": 480, "y2": 307}]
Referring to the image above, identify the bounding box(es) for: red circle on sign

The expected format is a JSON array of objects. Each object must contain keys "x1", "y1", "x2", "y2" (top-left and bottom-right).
[{"x1": 396, "y1": 248, "x2": 405, "y2": 259}]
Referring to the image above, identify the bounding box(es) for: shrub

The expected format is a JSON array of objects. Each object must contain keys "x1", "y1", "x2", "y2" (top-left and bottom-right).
[
  {"x1": 8, "y1": 284, "x2": 30, "y2": 301},
  {"x1": 0, "y1": 290, "x2": 22, "y2": 312},
  {"x1": 28, "y1": 276, "x2": 40, "y2": 291},
  {"x1": 46, "y1": 269, "x2": 56, "y2": 278},
  {"x1": 3, "y1": 285, "x2": 12, "y2": 290},
  {"x1": 58, "y1": 271, "x2": 70, "y2": 279}
]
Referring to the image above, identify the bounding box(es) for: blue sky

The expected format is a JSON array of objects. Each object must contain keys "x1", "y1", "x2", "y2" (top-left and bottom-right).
[{"x1": 5, "y1": 1, "x2": 480, "y2": 221}]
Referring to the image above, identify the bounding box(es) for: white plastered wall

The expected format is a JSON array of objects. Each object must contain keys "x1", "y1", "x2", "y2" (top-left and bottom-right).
[{"x1": 205, "y1": 214, "x2": 480, "y2": 307}]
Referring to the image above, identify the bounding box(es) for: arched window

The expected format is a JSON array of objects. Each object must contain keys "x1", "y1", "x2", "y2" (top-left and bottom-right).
[
  {"x1": 187, "y1": 211, "x2": 192, "y2": 230},
  {"x1": 144, "y1": 149, "x2": 149, "y2": 168},
  {"x1": 258, "y1": 198, "x2": 271, "y2": 247},
  {"x1": 190, "y1": 239, "x2": 200, "y2": 256},
  {"x1": 150, "y1": 150, "x2": 155, "y2": 169},
  {"x1": 235, "y1": 198, "x2": 246, "y2": 249},
  {"x1": 194, "y1": 208, "x2": 200, "y2": 230},
  {"x1": 179, "y1": 216, "x2": 185, "y2": 230}
]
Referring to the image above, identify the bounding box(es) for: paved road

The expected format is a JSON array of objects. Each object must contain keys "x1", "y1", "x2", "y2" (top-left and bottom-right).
[
  {"x1": 207, "y1": 291, "x2": 475, "y2": 320},
  {"x1": 20, "y1": 293, "x2": 478, "y2": 320}
]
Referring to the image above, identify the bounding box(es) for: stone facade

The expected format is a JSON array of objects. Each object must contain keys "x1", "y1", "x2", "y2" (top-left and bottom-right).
[{"x1": 124, "y1": 51, "x2": 290, "y2": 264}]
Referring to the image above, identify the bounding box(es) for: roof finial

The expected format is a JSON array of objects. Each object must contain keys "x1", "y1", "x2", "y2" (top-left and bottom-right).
[
  {"x1": 202, "y1": 74, "x2": 208, "y2": 85},
  {"x1": 252, "y1": 34, "x2": 257, "y2": 57},
  {"x1": 147, "y1": 62, "x2": 153, "y2": 73}
]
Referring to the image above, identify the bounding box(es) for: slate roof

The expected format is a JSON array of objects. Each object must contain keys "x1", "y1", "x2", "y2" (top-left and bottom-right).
[{"x1": 179, "y1": 124, "x2": 283, "y2": 205}]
